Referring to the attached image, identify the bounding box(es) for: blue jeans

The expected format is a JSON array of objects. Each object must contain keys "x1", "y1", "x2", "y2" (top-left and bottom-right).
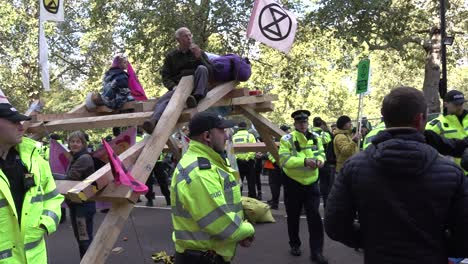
[{"x1": 69, "y1": 202, "x2": 96, "y2": 258}]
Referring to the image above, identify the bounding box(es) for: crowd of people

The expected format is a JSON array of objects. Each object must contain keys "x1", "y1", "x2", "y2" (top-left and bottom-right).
[{"x1": 0, "y1": 24, "x2": 467, "y2": 264}]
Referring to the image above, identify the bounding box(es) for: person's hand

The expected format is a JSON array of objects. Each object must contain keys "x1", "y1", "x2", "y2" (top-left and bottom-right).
[
  {"x1": 239, "y1": 236, "x2": 254, "y2": 248},
  {"x1": 316, "y1": 160, "x2": 324, "y2": 169},
  {"x1": 190, "y1": 44, "x2": 202, "y2": 59},
  {"x1": 305, "y1": 158, "x2": 317, "y2": 169},
  {"x1": 352, "y1": 132, "x2": 361, "y2": 142}
]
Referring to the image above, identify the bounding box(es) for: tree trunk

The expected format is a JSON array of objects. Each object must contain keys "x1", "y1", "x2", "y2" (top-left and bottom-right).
[{"x1": 422, "y1": 27, "x2": 442, "y2": 114}]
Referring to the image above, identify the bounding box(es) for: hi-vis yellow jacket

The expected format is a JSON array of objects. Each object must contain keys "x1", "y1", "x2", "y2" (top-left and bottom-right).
[
  {"x1": 279, "y1": 130, "x2": 325, "y2": 185},
  {"x1": 0, "y1": 137, "x2": 64, "y2": 263},
  {"x1": 170, "y1": 140, "x2": 254, "y2": 261},
  {"x1": 232, "y1": 130, "x2": 256, "y2": 161}
]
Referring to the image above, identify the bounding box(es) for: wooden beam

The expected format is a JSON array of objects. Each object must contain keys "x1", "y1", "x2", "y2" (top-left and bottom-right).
[
  {"x1": 30, "y1": 112, "x2": 99, "y2": 122},
  {"x1": 27, "y1": 112, "x2": 152, "y2": 134},
  {"x1": 256, "y1": 125, "x2": 280, "y2": 163},
  {"x1": 238, "y1": 105, "x2": 284, "y2": 139},
  {"x1": 238, "y1": 106, "x2": 285, "y2": 163},
  {"x1": 196, "y1": 81, "x2": 236, "y2": 112},
  {"x1": 233, "y1": 142, "x2": 279, "y2": 153},
  {"x1": 81, "y1": 76, "x2": 195, "y2": 264},
  {"x1": 66, "y1": 139, "x2": 147, "y2": 202}
]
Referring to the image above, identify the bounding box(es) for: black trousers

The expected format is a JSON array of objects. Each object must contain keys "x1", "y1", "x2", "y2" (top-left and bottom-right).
[
  {"x1": 319, "y1": 164, "x2": 335, "y2": 208},
  {"x1": 267, "y1": 166, "x2": 283, "y2": 206},
  {"x1": 254, "y1": 157, "x2": 263, "y2": 194},
  {"x1": 153, "y1": 162, "x2": 171, "y2": 205},
  {"x1": 237, "y1": 159, "x2": 257, "y2": 198},
  {"x1": 283, "y1": 175, "x2": 324, "y2": 254}
]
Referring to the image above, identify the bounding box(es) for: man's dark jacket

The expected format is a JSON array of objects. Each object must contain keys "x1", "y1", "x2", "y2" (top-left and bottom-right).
[
  {"x1": 325, "y1": 128, "x2": 468, "y2": 264},
  {"x1": 161, "y1": 49, "x2": 212, "y2": 90}
]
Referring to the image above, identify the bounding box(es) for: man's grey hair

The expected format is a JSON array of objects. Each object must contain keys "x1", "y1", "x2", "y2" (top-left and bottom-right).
[{"x1": 175, "y1": 27, "x2": 190, "y2": 39}]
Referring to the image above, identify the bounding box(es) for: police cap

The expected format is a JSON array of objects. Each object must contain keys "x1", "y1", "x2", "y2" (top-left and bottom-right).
[
  {"x1": 291, "y1": 110, "x2": 311, "y2": 122},
  {"x1": 189, "y1": 111, "x2": 235, "y2": 137}
]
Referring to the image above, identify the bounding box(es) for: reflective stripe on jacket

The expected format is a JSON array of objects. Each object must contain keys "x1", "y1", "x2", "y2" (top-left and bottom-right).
[
  {"x1": 0, "y1": 137, "x2": 64, "y2": 264},
  {"x1": 426, "y1": 114, "x2": 468, "y2": 174},
  {"x1": 170, "y1": 140, "x2": 254, "y2": 261},
  {"x1": 232, "y1": 130, "x2": 256, "y2": 160},
  {"x1": 279, "y1": 130, "x2": 325, "y2": 185}
]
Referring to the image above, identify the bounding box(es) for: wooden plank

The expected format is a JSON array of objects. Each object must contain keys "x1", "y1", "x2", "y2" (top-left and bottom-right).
[
  {"x1": 256, "y1": 125, "x2": 280, "y2": 163},
  {"x1": 81, "y1": 76, "x2": 195, "y2": 264},
  {"x1": 92, "y1": 99, "x2": 158, "y2": 113},
  {"x1": 233, "y1": 142, "x2": 279, "y2": 153},
  {"x1": 29, "y1": 102, "x2": 88, "y2": 140},
  {"x1": 56, "y1": 180, "x2": 80, "y2": 195},
  {"x1": 22, "y1": 100, "x2": 44, "y2": 131},
  {"x1": 196, "y1": 81, "x2": 236, "y2": 112},
  {"x1": 66, "y1": 139, "x2": 146, "y2": 202},
  {"x1": 26, "y1": 112, "x2": 152, "y2": 134},
  {"x1": 238, "y1": 106, "x2": 284, "y2": 163},
  {"x1": 227, "y1": 87, "x2": 249, "y2": 97},
  {"x1": 238, "y1": 105, "x2": 285, "y2": 139},
  {"x1": 30, "y1": 112, "x2": 99, "y2": 122}
]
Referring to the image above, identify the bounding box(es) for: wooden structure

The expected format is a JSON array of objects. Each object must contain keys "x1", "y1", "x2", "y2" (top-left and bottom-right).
[{"x1": 26, "y1": 76, "x2": 284, "y2": 264}]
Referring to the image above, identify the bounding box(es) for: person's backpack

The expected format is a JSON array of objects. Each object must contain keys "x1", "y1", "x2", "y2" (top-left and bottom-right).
[
  {"x1": 325, "y1": 136, "x2": 337, "y2": 166},
  {"x1": 212, "y1": 54, "x2": 252, "y2": 82}
]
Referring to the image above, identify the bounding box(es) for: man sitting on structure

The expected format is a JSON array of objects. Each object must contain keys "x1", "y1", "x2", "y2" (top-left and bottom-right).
[{"x1": 142, "y1": 27, "x2": 212, "y2": 134}]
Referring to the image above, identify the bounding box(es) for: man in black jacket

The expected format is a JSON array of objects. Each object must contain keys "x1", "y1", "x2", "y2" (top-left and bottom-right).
[
  {"x1": 325, "y1": 86, "x2": 468, "y2": 264},
  {"x1": 142, "y1": 27, "x2": 212, "y2": 134}
]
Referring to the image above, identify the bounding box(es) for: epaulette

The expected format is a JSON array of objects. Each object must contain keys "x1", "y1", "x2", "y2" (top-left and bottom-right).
[
  {"x1": 429, "y1": 119, "x2": 440, "y2": 126},
  {"x1": 197, "y1": 157, "x2": 211, "y2": 170},
  {"x1": 282, "y1": 134, "x2": 292, "y2": 141}
]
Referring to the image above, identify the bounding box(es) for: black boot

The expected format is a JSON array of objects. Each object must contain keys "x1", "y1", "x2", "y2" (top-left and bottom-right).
[{"x1": 310, "y1": 253, "x2": 328, "y2": 264}]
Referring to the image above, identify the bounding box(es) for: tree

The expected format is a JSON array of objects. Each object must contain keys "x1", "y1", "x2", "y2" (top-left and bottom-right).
[{"x1": 310, "y1": 0, "x2": 468, "y2": 113}]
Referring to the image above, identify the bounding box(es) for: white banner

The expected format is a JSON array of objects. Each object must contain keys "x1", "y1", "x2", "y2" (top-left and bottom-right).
[
  {"x1": 39, "y1": 22, "x2": 50, "y2": 91},
  {"x1": 246, "y1": 0, "x2": 297, "y2": 54},
  {"x1": 40, "y1": 0, "x2": 64, "y2": 22},
  {"x1": 0, "y1": 88, "x2": 9, "y2": 104}
]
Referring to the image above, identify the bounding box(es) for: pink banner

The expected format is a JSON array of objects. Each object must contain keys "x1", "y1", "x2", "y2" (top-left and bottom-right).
[
  {"x1": 92, "y1": 127, "x2": 136, "y2": 163},
  {"x1": 49, "y1": 139, "x2": 71, "y2": 174},
  {"x1": 127, "y1": 62, "x2": 148, "y2": 101},
  {"x1": 102, "y1": 139, "x2": 148, "y2": 194}
]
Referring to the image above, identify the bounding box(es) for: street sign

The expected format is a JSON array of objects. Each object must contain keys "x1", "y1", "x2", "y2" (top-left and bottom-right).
[{"x1": 356, "y1": 58, "x2": 370, "y2": 94}]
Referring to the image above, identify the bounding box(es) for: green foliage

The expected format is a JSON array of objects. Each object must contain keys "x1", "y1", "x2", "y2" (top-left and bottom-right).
[{"x1": 0, "y1": 0, "x2": 466, "y2": 131}]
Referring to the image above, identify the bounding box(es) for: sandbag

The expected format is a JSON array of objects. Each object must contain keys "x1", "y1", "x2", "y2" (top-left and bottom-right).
[{"x1": 241, "y1": 197, "x2": 276, "y2": 224}]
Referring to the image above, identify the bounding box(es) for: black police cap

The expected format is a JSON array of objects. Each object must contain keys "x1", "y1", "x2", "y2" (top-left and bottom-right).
[
  {"x1": 189, "y1": 111, "x2": 235, "y2": 137},
  {"x1": 291, "y1": 110, "x2": 311, "y2": 121},
  {"x1": 0, "y1": 103, "x2": 31, "y2": 122},
  {"x1": 444, "y1": 90, "x2": 466, "y2": 105}
]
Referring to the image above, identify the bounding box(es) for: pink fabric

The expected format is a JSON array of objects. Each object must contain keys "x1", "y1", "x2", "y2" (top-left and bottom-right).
[
  {"x1": 49, "y1": 139, "x2": 70, "y2": 174},
  {"x1": 102, "y1": 139, "x2": 148, "y2": 194},
  {"x1": 92, "y1": 127, "x2": 136, "y2": 163},
  {"x1": 127, "y1": 62, "x2": 148, "y2": 101}
]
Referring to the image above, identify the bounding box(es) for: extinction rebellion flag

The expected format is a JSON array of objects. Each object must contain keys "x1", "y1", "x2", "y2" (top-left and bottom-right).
[
  {"x1": 40, "y1": 0, "x2": 64, "y2": 22},
  {"x1": 247, "y1": 0, "x2": 297, "y2": 54}
]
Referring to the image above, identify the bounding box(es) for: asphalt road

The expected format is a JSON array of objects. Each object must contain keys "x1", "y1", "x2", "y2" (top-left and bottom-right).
[{"x1": 46, "y1": 180, "x2": 364, "y2": 264}]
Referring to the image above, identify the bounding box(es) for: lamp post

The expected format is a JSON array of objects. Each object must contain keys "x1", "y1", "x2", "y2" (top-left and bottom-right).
[{"x1": 439, "y1": 0, "x2": 448, "y2": 99}]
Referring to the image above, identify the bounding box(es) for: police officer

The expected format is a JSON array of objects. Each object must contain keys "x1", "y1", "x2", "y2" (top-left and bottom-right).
[
  {"x1": 279, "y1": 110, "x2": 328, "y2": 264},
  {"x1": 426, "y1": 90, "x2": 468, "y2": 173},
  {"x1": 0, "y1": 100, "x2": 64, "y2": 263},
  {"x1": 312, "y1": 117, "x2": 333, "y2": 208},
  {"x1": 232, "y1": 121, "x2": 258, "y2": 198},
  {"x1": 171, "y1": 112, "x2": 255, "y2": 264}
]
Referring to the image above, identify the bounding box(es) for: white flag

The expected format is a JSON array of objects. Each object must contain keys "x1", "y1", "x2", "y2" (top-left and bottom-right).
[
  {"x1": 39, "y1": 22, "x2": 50, "y2": 91},
  {"x1": 247, "y1": 0, "x2": 297, "y2": 54},
  {"x1": 40, "y1": 0, "x2": 64, "y2": 22},
  {"x1": 0, "y1": 88, "x2": 9, "y2": 104}
]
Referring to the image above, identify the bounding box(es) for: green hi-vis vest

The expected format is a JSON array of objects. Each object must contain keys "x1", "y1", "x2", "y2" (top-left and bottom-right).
[
  {"x1": 426, "y1": 114, "x2": 468, "y2": 174},
  {"x1": 170, "y1": 140, "x2": 255, "y2": 262},
  {"x1": 279, "y1": 130, "x2": 325, "y2": 185},
  {"x1": 232, "y1": 130, "x2": 256, "y2": 161},
  {"x1": 312, "y1": 127, "x2": 332, "y2": 145},
  {"x1": 363, "y1": 122, "x2": 386, "y2": 150},
  {"x1": 0, "y1": 137, "x2": 64, "y2": 264}
]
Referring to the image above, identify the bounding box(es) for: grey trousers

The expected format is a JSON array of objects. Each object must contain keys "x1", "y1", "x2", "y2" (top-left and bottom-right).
[{"x1": 151, "y1": 65, "x2": 209, "y2": 121}]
